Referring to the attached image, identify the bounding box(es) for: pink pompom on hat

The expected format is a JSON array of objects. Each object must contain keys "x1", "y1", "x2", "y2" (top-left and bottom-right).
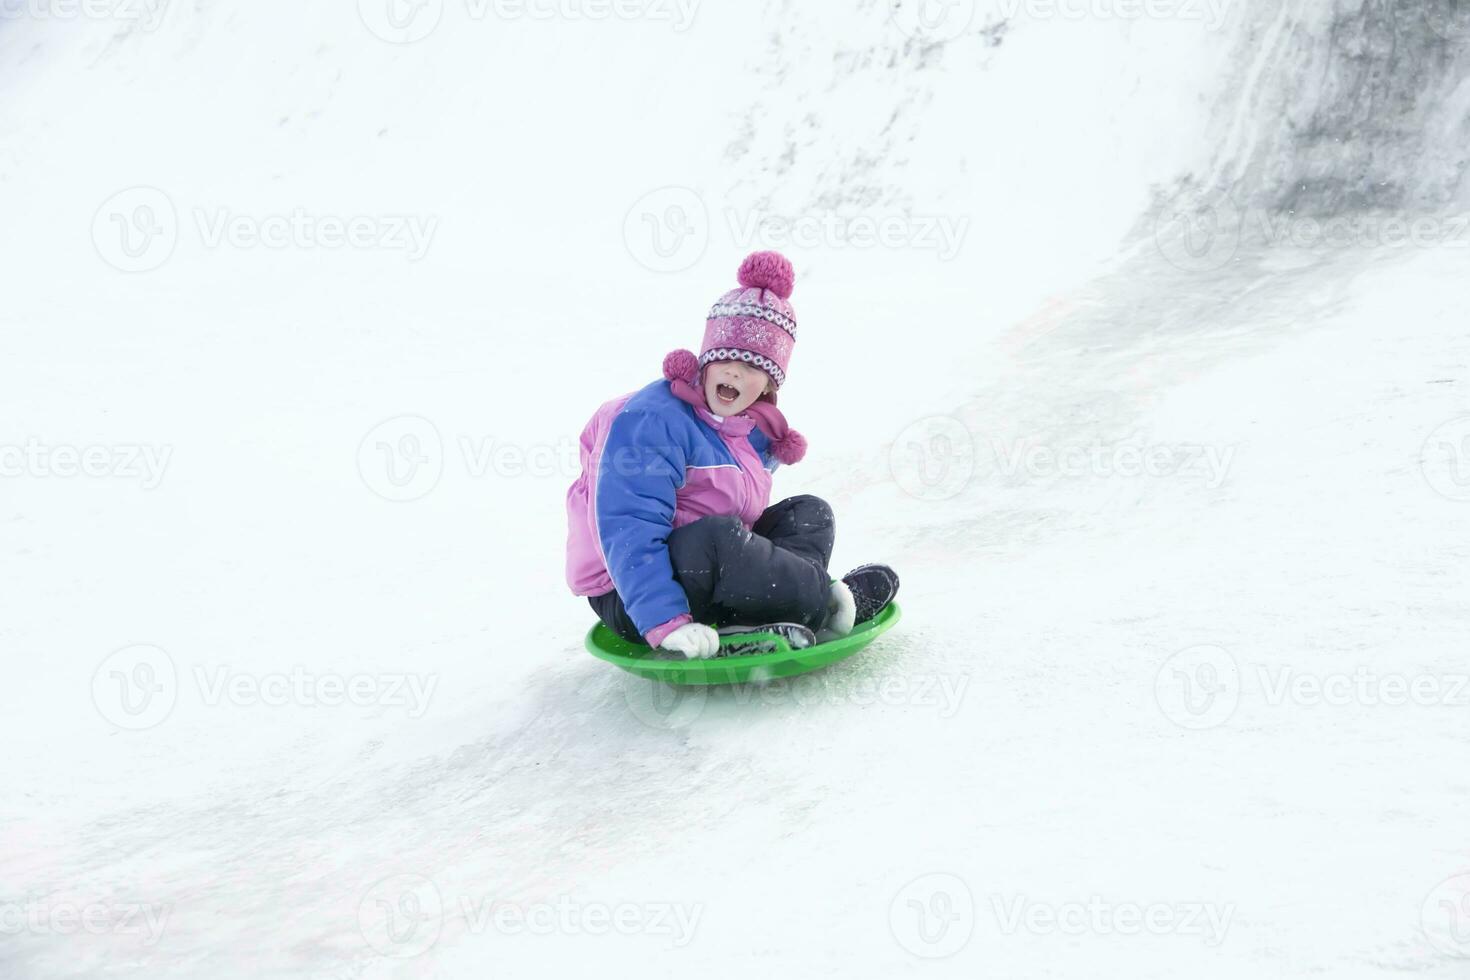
[{"x1": 662, "y1": 250, "x2": 808, "y2": 465}]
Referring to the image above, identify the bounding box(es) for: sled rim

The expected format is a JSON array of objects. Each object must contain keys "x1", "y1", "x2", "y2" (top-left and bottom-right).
[{"x1": 584, "y1": 602, "x2": 901, "y2": 686}]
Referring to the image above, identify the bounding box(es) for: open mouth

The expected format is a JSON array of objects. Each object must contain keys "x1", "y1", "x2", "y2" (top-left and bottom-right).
[{"x1": 715, "y1": 383, "x2": 741, "y2": 404}]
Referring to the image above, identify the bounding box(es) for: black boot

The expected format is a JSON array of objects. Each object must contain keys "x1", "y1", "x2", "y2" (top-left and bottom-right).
[
  {"x1": 715, "y1": 623, "x2": 817, "y2": 658},
  {"x1": 840, "y1": 564, "x2": 900, "y2": 625}
]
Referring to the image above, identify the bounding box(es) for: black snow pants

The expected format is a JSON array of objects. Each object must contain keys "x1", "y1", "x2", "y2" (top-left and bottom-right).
[{"x1": 588, "y1": 494, "x2": 836, "y2": 644}]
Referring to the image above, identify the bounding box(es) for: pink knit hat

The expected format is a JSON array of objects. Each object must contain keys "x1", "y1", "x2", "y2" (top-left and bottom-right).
[{"x1": 662, "y1": 250, "x2": 807, "y2": 464}]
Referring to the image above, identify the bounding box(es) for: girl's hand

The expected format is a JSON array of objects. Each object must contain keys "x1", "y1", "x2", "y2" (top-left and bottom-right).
[{"x1": 658, "y1": 623, "x2": 721, "y2": 659}]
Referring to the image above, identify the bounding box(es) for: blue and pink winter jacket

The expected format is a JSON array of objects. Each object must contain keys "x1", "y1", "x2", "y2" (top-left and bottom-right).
[{"x1": 565, "y1": 378, "x2": 785, "y2": 647}]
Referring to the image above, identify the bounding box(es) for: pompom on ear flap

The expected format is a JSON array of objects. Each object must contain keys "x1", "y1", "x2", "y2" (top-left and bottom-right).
[
  {"x1": 663, "y1": 349, "x2": 700, "y2": 384},
  {"x1": 769, "y1": 428, "x2": 807, "y2": 465}
]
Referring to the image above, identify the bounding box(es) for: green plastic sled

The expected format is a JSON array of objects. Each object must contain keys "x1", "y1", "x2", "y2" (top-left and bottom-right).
[{"x1": 585, "y1": 603, "x2": 902, "y2": 686}]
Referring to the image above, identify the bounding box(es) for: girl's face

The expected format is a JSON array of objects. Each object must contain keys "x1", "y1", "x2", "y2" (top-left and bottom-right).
[{"x1": 702, "y1": 359, "x2": 772, "y2": 417}]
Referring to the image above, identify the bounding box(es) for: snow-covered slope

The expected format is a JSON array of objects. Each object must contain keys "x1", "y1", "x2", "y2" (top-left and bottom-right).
[{"x1": 1, "y1": 2, "x2": 1467, "y2": 978}]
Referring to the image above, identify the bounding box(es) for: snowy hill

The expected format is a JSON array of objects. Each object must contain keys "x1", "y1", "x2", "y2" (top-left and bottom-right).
[{"x1": 2, "y1": 1, "x2": 1468, "y2": 977}]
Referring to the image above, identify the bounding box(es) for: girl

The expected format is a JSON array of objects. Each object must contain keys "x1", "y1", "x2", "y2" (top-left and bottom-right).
[{"x1": 565, "y1": 251, "x2": 899, "y2": 659}]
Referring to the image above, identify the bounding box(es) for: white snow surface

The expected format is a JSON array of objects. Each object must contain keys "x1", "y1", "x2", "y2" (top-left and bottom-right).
[{"x1": 2, "y1": 2, "x2": 1468, "y2": 977}]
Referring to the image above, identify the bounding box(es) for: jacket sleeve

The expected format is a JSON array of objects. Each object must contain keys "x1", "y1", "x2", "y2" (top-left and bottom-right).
[{"x1": 594, "y1": 408, "x2": 691, "y2": 638}]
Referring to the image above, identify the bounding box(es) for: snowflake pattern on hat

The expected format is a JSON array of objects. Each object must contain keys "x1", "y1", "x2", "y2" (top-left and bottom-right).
[{"x1": 698, "y1": 251, "x2": 799, "y2": 388}]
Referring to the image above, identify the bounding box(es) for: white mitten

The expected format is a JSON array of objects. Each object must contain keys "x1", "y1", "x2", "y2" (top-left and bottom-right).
[
  {"x1": 826, "y1": 581, "x2": 856, "y2": 636},
  {"x1": 658, "y1": 622, "x2": 721, "y2": 659}
]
